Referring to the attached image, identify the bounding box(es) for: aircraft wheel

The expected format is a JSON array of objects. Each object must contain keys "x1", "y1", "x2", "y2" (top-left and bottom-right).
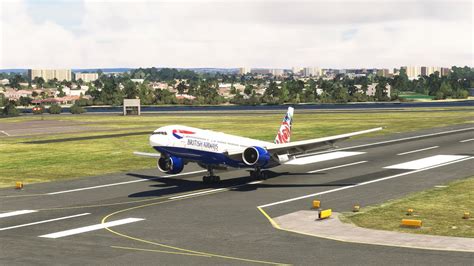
[
  {"x1": 203, "y1": 176, "x2": 210, "y2": 183},
  {"x1": 212, "y1": 176, "x2": 221, "y2": 183},
  {"x1": 260, "y1": 171, "x2": 268, "y2": 180}
]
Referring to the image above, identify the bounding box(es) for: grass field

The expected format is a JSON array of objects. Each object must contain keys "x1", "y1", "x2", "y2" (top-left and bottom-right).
[
  {"x1": 0, "y1": 108, "x2": 473, "y2": 188},
  {"x1": 342, "y1": 176, "x2": 474, "y2": 238},
  {"x1": 399, "y1": 92, "x2": 434, "y2": 100}
]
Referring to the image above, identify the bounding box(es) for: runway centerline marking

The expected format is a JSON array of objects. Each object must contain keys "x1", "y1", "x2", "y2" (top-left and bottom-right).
[
  {"x1": 396, "y1": 146, "x2": 439, "y2": 156},
  {"x1": 286, "y1": 151, "x2": 365, "y2": 165},
  {"x1": 39, "y1": 218, "x2": 144, "y2": 239},
  {"x1": 307, "y1": 161, "x2": 368, "y2": 173},
  {"x1": 47, "y1": 170, "x2": 206, "y2": 195},
  {"x1": 303, "y1": 126, "x2": 474, "y2": 156},
  {"x1": 0, "y1": 210, "x2": 37, "y2": 218},
  {"x1": 0, "y1": 213, "x2": 90, "y2": 231},
  {"x1": 385, "y1": 155, "x2": 468, "y2": 170},
  {"x1": 460, "y1": 138, "x2": 474, "y2": 143},
  {"x1": 258, "y1": 156, "x2": 473, "y2": 208}
]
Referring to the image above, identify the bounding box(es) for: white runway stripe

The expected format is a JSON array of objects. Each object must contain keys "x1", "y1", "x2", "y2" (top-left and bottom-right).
[
  {"x1": 460, "y1": 138, "x2": 474, "y2": 143},
  {"x1": 286, "y1": 151, "x2": 365, "y2": 165},
  {"x1": 384, "y1": 155, "x2": 468, "y2": 170},
  {"x1": 0, "y1": 213, "x2": 90, "y2": 231},
  {"x1": 396, "y1": 146, "x2": 439, "y2": 156},
  {"x1": 258, "y1": 156, "x2": 473, "y2": 208},
  {"x1": 0, "y1": 210, "x2": 37, "y2": 218},
  {"x1": 47, "y1": 170, "x2": 206, "y2": 195},
  {"x1": 307, "y1": 161, "x2": 368, "y2": 173},
  {"x1": 39, "y1": 218, "x2": 144, "y2": 239}
]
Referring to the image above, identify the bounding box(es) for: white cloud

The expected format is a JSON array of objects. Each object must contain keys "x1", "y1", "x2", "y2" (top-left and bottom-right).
[{"x1": 0, "y1": 0, "x2": 472, "y2": 69}]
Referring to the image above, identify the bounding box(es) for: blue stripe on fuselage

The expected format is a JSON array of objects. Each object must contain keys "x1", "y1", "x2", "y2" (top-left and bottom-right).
[{"x1": 153, "y1": 146, "x2": 247, "y2": 168}]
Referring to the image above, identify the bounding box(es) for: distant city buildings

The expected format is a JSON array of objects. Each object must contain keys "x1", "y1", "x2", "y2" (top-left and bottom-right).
[
  {"x1": 376, "y1": 69, "x2": 390, "y2": 77},
  {"x1": 28, "y1": 69, "x2": 72, "y2": 81},
  {"x1": 291, "y1": 67, "x2": 304, "y2": 75},
  {"x1": 74, "y1": 72, "x2": 99, "y2": 82},
  {"x1": 303, "y1": 67, "x2": 322, "y2": 77},
  {"x1": 238, "y1": 67, "x2": 252, "y2": 75},
  {"x1": 270, "y1": 69, "x2": 284, "y2": 77}
]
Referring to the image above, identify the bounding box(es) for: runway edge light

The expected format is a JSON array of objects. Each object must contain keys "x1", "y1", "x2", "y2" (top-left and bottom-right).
[
  {"x1": 463, "y1": 212, "x2": 470, "y2": 219},
  {"x1": 312, "y1": 200, "x2": 321, "y2": 209},
  {"x1": 15, "y1": 182, "x2": 23, "y2": 190},
  {"x1": 406, "y1": 208, "x2": 414, "y2": 216},
  {"x1": 353, "y1": 205, "x2": 360, "y2": 212},
  {"x1": 401, "y1": 219, "x2": 422, "y2": 228},
  {"x1": 318, "y1": 209, "x2": 332, "y2": 220}
]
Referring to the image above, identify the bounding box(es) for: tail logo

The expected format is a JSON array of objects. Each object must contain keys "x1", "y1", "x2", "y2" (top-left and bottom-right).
[{"x1": 274, "y1": 108, "x2": 293, "y2": 144}]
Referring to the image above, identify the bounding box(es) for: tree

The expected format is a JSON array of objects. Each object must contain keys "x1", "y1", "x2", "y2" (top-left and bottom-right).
[
  {"x1": 176, "y1": 81, "x2": 187, "y2": 94},
  {"x1": 19, "y1": 96, "x2": 32, "y2": 107},
  {"x1": 244, "y1": 84, "x2": 254, "y2": 95},
  {"x1": 48, "y1": 104, "x2": 62, "y2": 114},
  {"x1": 375, "y1": 80, "x2": 389, "y2": 101},
  {"x1": 9, "y1": 75, "x2": 23, "y2": 89},
  {"x1": 123, "y1": 80, "x2": 138, "y2": 99},
  {"x1": 2, "y1": 100, "x2": 19, "y2": 116},
  {"x1": 70, "y1": 104, "x2": 86, "y2": 114},
  {"x1": 33, "y1": 77, "x2": 45, "y2": 88}
]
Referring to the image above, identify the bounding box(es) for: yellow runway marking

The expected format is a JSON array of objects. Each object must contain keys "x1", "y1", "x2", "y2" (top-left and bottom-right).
[
  {"x1": 111, "y1": 246, "x2": 211, "y2": 257},
  {"x1": 257, "y1": 207, "x2": 281, "y2": 229},
  {"x1": 102, "y1": 189, "x2": 288, "y2": 265}
]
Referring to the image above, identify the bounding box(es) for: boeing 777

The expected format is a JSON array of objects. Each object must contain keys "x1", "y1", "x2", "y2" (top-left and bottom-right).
[{"x1": 135, "y1": 107, "x2": 382, "y2": 183}]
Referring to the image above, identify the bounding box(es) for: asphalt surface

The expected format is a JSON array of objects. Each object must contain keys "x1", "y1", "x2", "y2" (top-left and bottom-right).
[{"x1": 0, "y1": 124, "x2": 473, "y2": 265}]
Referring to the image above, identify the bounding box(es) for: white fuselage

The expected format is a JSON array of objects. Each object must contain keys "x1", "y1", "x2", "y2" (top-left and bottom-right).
[{"x1": 150, "y1": 125, "x2": 271, "y2": 163}]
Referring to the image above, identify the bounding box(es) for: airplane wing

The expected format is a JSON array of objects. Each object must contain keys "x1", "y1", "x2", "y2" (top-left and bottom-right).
[
  {"x1": 133, "y1": 151, "x2": 161, "y2": 158},
  {"x1": 265, "y1": 127, "x2": 382, "y2": 156}
]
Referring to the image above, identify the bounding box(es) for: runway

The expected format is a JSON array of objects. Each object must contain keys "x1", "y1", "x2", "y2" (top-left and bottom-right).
[{"x1": 1, "y1": 125, "x2": 473, "y2": 265}]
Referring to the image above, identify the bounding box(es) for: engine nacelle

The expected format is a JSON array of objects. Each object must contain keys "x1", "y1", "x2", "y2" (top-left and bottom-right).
[
  {"x1": 157, "y1": 156, "x2": 184, "y2": 174},
  {"x1": 242, "y1": 146, "x2": 271, "y2": 167}
]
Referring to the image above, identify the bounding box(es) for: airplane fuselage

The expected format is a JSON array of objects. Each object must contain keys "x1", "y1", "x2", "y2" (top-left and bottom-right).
[{"x1": 150, "y1": 125, "x2": 276, "y2": 169}]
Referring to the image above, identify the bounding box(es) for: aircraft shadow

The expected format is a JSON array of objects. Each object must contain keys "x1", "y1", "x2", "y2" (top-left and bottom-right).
[{"x1": 126, "y1": 170, "x2": 351, "y2": 198}]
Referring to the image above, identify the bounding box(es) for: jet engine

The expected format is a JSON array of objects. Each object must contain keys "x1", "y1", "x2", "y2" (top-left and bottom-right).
[
  {"x1": 157, "y1": 156, "x2": 184, "y2": 174},
  {"x1": 242, "y1": 146, "x2": 271, "y2": 167}
]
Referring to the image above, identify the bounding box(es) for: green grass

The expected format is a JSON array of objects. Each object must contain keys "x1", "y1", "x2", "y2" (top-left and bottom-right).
[
  {"x1": 0, "y1": 108, "x2": 472, "y2": 188},
  {"x1": 399, "y1": 92, "x2": 434, "y2": 99},
  {"x1": 342, "y1": 176, "x2": 474, "y2": 238}
]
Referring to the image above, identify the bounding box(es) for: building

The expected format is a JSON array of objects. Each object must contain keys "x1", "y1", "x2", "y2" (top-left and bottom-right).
[
  {"x1": 441, "y1": 67, "x2": 451, "y2": 76},
  {"x1": 75, "y1": 72, "x2": 99, "y2": 82},
  {"x1": 238, "y1": 67, "x2": 252, "y2": 75},
  {"x1": 28, "y1": 69, "x2": 72, "y2": 82},
  {"x1": 270, "y1": 69, "x2": 284, "y2": 77},
  {"x1": 291, "y1": 67, "x2": 304, "y2": 75},
  {"x1": 303, "y1": 67, "x2": 322, "y2": 77},
  {"x1": 1, "y1": 89, "x2": 33, "y2": 100},
  {"x1": 251, "y1": 69, "x2": 270, "y2": 75},
  {"x1": 376, "y1": 69, "x2": 390, "y2": 77},
  {"x1": 401, "y1": 66, "x2": 421, "y2": 79},
  {"x1": 355, "y1": 83, "x2": 391, "y2": 97},
  {"x1": 421, "y1": 66, "x2": 442, "y2": 76}
]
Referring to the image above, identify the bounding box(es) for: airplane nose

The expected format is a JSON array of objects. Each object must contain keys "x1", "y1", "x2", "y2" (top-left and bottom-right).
[{"x1": 149, "y1": 134, "x2": 161, "y2": 147}]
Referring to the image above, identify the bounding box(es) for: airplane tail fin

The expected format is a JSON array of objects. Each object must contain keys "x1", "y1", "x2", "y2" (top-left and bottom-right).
[{"x1": 274, "y1": 107, "x2": 294, "y2": 144}]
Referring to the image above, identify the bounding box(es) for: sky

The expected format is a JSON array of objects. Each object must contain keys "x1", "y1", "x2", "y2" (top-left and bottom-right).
[{"x1": 0, "y1": 0, "x2": 472, "y2": 69}]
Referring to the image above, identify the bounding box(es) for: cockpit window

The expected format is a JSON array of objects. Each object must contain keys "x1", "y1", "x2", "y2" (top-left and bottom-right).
[{"x1": 152, "y1": 131, "x2": 167, "y2": 135}]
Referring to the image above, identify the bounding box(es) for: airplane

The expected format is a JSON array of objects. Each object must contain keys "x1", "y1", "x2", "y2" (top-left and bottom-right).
[{"x1": 134, "y1": 107, "x2": 382, "y2": 183}]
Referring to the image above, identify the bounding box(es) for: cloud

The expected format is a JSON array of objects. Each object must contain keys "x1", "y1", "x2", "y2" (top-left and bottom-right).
[{"x1": 0, "y1": 0, "x2": 472, "y2": 69}]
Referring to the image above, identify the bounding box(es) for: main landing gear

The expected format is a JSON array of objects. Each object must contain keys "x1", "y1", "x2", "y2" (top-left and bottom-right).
[
  {"x1": 203, "y1": 167, "x2": 220, "y2": 184},
  {"x1": 249, "y1": 167, "x2": 268, "y2": 180}
]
